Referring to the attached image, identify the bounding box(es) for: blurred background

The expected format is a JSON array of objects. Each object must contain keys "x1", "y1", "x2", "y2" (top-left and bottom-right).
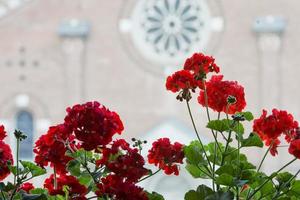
[{"x1": 0, "y1": 0, "x2": 300, "y2": 199}]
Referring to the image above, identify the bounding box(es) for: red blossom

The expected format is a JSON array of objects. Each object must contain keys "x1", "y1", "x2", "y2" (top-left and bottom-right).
[
  {"x1": 96, "y1": 175, "x2": 148, "y2": 200},
  {"x1": 0, "y1": 140, "x2": 13, "y2": 181},
  {"x1": 289, "y1": 139, "x2": 300, "y2": 159},
  {"x1": 198, "y1": 75, "x2": 246, "y2": 114},
  {"x1": 34, "y1": 124, "x2": 74, "y2": 174},
  {"x1": 148, "y1": 138, "x2": 184, "y2": 175},
  {"x1": 0, "y1": 125, "x2": 7, "y2": 140},
  {"x1": 253, "y1": 109, "x2": 299, "y2": 156},
  {"x1": 96, "y1": 139, "x2": 149, "y2": 182},
  {"x1": 44, "y1": 174, "x2": 87, "y2": 199},
  {"x1": 64, "y1": 101, "x2": 124, "y2": 151},
  {"x1": 166, "y1": 70, "x2": 198, "y2": 93},
  {"x1": 20, "y1": 182, "x2": 34, "y2": 193},
  {"x1": 184, "y1": 53, "x2": 220, "y2": 76}
]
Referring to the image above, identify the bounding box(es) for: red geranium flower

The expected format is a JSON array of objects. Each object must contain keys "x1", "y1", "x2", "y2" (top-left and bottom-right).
[
  {"x1": 0, "y1": 125, "x2": 13, "y2": 181},
  {"x1": 0, "y1": 140, "x2": 13, "y2": 181},
  {"x1": 64, "y1": 101, "x2": 124, "y2": 151},
  {"x1": 166, "y1": 70, "x2": 198, "y2": 93},
  {"x1": 20, "y1": 182, "x2": 34, "y2": 193},
  {"x1": 96, "y1": 175, "x2": 148, "y2": 200},
  {"x1": 34, "y1": 124, "x2": 74, "y2": 174},
  {"x1": 96, "y1": 139, "x2": 149, "y2": 182},
  {"x1": 0, "y1": 125, "x2": 7, "y2": 140},
  {"x1": 253, "y1": 109, "x2": 299, "y2": 156},
  {"x1": 148, "y1": 138, "x2": 184, "y2": 175},
  {"x1": 198, "y1": 75, "x2": 246, "y2": 114},
  {"x1": 44, "y1": 174, "x2": 87, "y2": 199},
  {"x1": 184, "y1": 53, "x2": 220, "y2": 76},
  {"x1": 289, "y1": 139, "x2": 300, "y2": 159}
]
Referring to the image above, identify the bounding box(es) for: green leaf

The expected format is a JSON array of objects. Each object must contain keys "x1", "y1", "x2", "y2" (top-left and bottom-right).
[
  {"x1": 237, "y1": 111, "x2": 254, "y2": 121},
  {"x1": 290, "y1": 180, "x2": 300, "y2": 196},
  {"x1": 184, "y1": 141, "x2": 206, "y2": 166},
  {"x1": 67, "y1": 160, "x2": 81, "y2": 177},
  {"x1": 276, "y1": 172, "x2": 293, "y2": 185},
  {"x1": 260, "y1": 181, "x2": 275, "y2": 197},
  {"x1": 147, "y1": 191, "x2": 165, "y2": 200},
  {"x1": 20, "y1": 161, "x2": 46, "y2": 177},
  {"x1": 185, "y1": 164, "x2": 210, "y2": 179},
  {"x1": 207, "y1": 120, "x2": 230, "y2": 132},
  {"x1": 215, "y1": 164, "x2": 236, "y2": 177},
  {"x1": 215, "y1": 174, "x2": 234, "y2": 186},
  {"x1": 241, "y1": 132, "x2": 263, "y2": 148},
  {"x1": 205, "y1": 191, "x2": 234, "y2": 200},
  {"x1": 185, "y1": 185, "x2": 213, "y2": 200}
]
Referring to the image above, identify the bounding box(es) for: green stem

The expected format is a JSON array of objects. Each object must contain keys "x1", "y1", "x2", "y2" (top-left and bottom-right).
[
  {"x1": 247, "y1": 158, "x2": 297, "y2": 200},
  {"x1": 186, "y1": 100, "x2": 213, "y2": 173},
  {"x1": 257, "y1": 145, "x2": 272, "y2": 172},
  {"x1": 138, "y1": 169, "x2": 161, "y2": 183}
]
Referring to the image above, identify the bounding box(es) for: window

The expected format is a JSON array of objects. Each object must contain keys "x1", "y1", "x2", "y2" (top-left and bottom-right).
[{"x1": 16, "y1": 110, "x2": 34, "y2": 159}]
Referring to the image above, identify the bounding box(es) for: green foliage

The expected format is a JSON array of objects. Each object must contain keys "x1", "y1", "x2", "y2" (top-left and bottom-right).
[
  {"x1": 147, "y1": 191, "x2": 165, "y2": 200},
  {"x1": 207, "y1": 119, "x2": 244, "y2": 135},
  {"x1": 184, "y1": 185, "x2": 214, "y2": 200},
  {"x1": 241, "y1": 132, "x2": 263, "y2": 148}
]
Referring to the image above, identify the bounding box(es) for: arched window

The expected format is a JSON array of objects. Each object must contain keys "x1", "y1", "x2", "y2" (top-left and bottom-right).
[{"x1": 16, "y1": 110, "x2": 34, "y2": 159}]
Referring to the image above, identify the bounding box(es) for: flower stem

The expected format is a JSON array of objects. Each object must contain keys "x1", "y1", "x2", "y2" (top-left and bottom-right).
[
  {"x1": 186, "y1": 100, "x2": 213, "y2": 173},
  {"x1": 54, "y1": 165, "x2": 57, "y2": 190},
  {"x1": 257, "y1": 144, "x2": 272, "y2": 172},
  {"x1": 138, "y1": 169, "x2": 161, "y2": 183},
  {"x1": 247, "y1": 158, "x2": 297, "y2": 200}
]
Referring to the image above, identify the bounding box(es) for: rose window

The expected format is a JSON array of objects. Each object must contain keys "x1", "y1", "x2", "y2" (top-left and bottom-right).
[{"x1": 130, "y1": 0, "x2": 212, "y2": 64}]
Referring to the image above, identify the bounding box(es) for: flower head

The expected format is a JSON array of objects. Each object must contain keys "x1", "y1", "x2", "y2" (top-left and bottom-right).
[
  {"x1": 289, "y1": 139, "x2": 300, "y2": 159},
  {"x1": 184, "y1": 53, "x2": 220, "y2": 77},
  {"x1": 148, "y1": 138, "x2": 184, "y2": 175},
  {"x1": 96, "y1": 175, "x2": 148, "y2": 200},
  {"x1": 44, "y1": 174, "x2": 87, "y2": 199},
  {"x1": 20, "y1": 182, "x2": 35, "y2": 193},
  {"x1": 253, "y1": 109, "x2": 299, "y2": 156},
  {"x1": 0, "y1": 125, "x2": 7, "y2": 140},
  {"x1": 97, "y1": 139, "x2": 149, "y2": 182},
  {"x1": 166, "y1": 70, "x2": 197, "y2": 93},
  {"x1": 0, "y1": 140, "x2": 13, "y2": 180},
  {"x1": 198, "y1": 75, "x2": 246, "y2": 114},
  {"x1": 64, "y1": 101, "x2": 124, "y2": 151},
  {"x1": 34, "y1": 124, "x2": 74, "y2": 174}
]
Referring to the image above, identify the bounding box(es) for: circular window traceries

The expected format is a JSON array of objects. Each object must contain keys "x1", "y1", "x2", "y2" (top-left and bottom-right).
[{"x1": 131, "y1": 0, "x2": 212, "y2": 64}]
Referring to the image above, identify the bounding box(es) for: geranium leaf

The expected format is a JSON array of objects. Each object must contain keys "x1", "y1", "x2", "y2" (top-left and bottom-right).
[
  {"x1": 20, "y1": 161, "x2": 46, "y2": 177},
  {"x1": 147, "y1": 191, "x2": 165, "y2": 200},
  {"x1": 184, "y1": 141, "x2": 206, "y2": 166},
  {"x1": 185, "y1": 185, "x2": 213, "y2": 200},
  {"x1": 215, "y1": 174, "x2": 235, "y2": 186},
  {"x1": 241, "y1": 132, "x2": 263, "y2": 148},
  {"x1": 205, "y1": 191, "x2": 234, "y2": 200}
]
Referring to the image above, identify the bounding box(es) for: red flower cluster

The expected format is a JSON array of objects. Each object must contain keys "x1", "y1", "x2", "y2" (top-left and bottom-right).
[
  {"x1": 0, "y1": 125, "x2": 13, "y2": 181},
  {"x1": 34, "y1": 124, "x2": 74, "y2": 174},
  {"x1": 198, "y1": 75, "x2": 246, "y2": 114},
  {"x1": 0, "y1": 125, "x2": 7, "y2": 140},
  {"x1": 44, "y1": 174, "x2": 87, "y2": 199},
  {"x1": 148, "y1": 138, "x2": 184, "y2": 175},
  {"x1": 20, "y1": 182, "x2": 34, "y2": 193},
  {"x1": 96, "y1": 175, "x2": 148, "y2": 200},
  {"x1": 289, "y1": 139, "x2": 300, "y2": 159},
  {"x1": 64, "y1": 101, "x2": 124, "y2": 151},
  {"x1": 166, "y1": 70, "x2": 197, "y2": 93},
  {"x1": 184, "y1": 53, "x2": 220, "y2": 76},
  {"x1": 253, "y1": 109, "x2": 299, "y2": 156},
  {"x1": 165, "y1": 53, "x2": 220, "y2": 101},
  {"x1": 97, "y1": 139, "x2": 149, "y2": 182}
]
